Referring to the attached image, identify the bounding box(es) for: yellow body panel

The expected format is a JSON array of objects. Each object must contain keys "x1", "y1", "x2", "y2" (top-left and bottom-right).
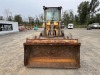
[
  {"x1": 46, "y1": 21, "x2": 50, "y2": 25},
  {"x1": 54, "y1": 21, "x2": 58, "y2": 25}
]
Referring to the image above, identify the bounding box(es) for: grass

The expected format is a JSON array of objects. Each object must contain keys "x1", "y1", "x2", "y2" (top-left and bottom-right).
[{"x1": 74, "y1": 25, "x2": 88, "y2": 28}]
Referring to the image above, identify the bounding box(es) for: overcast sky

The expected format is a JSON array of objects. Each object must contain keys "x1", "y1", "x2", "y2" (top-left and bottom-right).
[{"x1": 0, "y1": 0, "x2": 99, "y2": 21}]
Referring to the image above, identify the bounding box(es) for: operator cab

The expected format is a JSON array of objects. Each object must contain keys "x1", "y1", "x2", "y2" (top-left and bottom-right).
[{"x1": 43, "y1": 6, "x2": 62, "y2": 37}]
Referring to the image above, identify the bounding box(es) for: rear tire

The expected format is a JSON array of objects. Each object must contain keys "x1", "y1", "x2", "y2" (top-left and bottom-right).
[
  {"x1": 40, "y1": 30, "x2": 45, "y2": 37},
  {"x1": 61, "y1": 30, "x2": 64, "y2": 37},
  {"x1": 67, "y1": 33, "x2": 72, "y2": 39}
]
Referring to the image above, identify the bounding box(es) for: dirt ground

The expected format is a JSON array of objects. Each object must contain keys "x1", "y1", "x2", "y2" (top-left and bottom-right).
[{"x1": 0, "y1": 28, "x2": 100, "y2": 75}]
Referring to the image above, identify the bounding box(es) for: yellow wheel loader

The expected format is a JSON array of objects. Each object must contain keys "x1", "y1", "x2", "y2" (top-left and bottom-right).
[{"x1": 24, "y1": 6, "x2": 81, "y2": 68}]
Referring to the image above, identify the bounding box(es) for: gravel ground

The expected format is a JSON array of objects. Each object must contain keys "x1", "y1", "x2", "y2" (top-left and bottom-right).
[{"x1": 0, "y1": 28, "x2": 100, "y2": 75}]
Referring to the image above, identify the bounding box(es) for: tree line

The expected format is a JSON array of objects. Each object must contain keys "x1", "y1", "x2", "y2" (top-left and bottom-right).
[
  {"x1": 0, "y1": 0, "x2": 100, "y2": 28},
  {"x1": 63, "y1": 0, "x2": 100, "y2": 27}
]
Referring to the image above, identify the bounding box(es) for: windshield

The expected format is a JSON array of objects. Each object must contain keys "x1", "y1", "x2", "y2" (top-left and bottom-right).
[{"x1": 45, "y1": 8, "x2": 60, "y2": 21}]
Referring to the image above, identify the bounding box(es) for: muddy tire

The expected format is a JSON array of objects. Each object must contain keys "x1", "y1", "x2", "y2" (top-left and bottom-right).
[
  {"x1": 67, "y1": 33, "x2": 73, "y2": 39},
  {"x1": 40, "y1": 30, "x2": 45, "y2": 37},
  {"x1": 61, "y1": 30, "x2": 64, "y2": 37}
]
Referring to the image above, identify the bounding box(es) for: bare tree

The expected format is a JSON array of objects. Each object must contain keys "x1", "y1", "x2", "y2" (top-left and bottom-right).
[{"x1": 4, "y1": 9, "x2": 12, "y2": 21}]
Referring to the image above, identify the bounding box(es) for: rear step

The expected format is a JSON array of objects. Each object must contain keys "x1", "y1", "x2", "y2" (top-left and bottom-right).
[{"x1": 24, "y1": 39, "x2": 81, "y2": 68}]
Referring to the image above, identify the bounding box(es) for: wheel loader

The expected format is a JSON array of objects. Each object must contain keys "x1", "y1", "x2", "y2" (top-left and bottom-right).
[{"x1": 23, "y1": 6, "x2": 81, "y2": 68}]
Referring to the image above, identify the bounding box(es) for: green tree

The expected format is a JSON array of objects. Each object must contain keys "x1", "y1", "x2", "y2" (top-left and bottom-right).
[
  {"x1": 35, "y1": 17, "x2": 40, "y2": 26},
  {"x1": 8, "y1": 16, "x2": 13, "y2": 21},
  {"x1": 95, "y1": 13, "x2": 100, "y2": 24},
  {"x1": 62, "y1": 11, "x2": 69, "y2": 26},
  {"x1": 87, "y1": 0, "x2": 100, "y2": 24},
  {"x1": 28, "y1": 17, "x2": 34, "y2": 26},
  {"x1": 62, "y1": 10, "x2": 74, "y2": 26},
  {"x1": 74, "y1": 15, "x2": 79, "y2": 25},
  {"x1": 0, "y1": 16, "x2": 4, "y2": 20},
  {"x1": 77, "y1": 1, "x2": 89, "y2": 25},
  {"x1": 14, "y1": 15, "x2": 23, "y2": 24},
  {"x1": 69, "y1": 10, "x2": 74, "y2": 23},
  {"x1": 89, "y1": 0, "x2": 100, "y2": 14}
]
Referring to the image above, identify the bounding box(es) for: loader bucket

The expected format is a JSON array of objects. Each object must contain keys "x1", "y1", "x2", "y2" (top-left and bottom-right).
[{"x1": 24, "y1": 39, "x2": 81, "y2": 68}]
